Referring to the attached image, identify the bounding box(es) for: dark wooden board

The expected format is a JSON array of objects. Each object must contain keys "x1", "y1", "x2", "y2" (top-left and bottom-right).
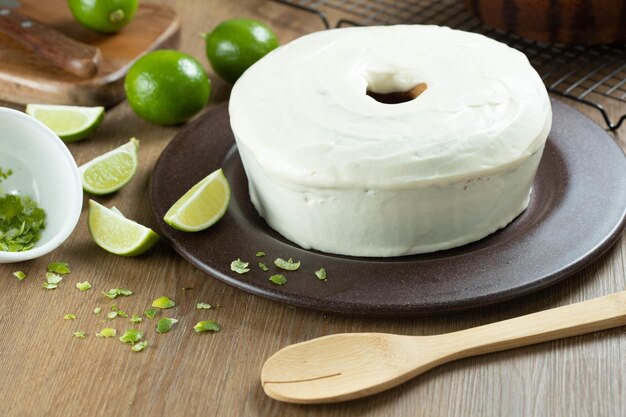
[{"x1": 0, "y1": 0, "x2": 180, "y2": 106}]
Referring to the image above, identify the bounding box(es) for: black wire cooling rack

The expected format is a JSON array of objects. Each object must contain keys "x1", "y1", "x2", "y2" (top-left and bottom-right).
[{"x1": 273, "y1": 0, "x2": 626, "y2": 131}]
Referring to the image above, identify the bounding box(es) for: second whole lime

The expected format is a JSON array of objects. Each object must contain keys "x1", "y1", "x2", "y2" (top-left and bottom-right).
[
  {"x1": 68, "y1": 0, "x2": 138, "y2": 33},
  {"x1": 205, "y1": 18, "x2": 279, "y2": 84},
  {"x1": 124, "y1": 50, "x2": 211, "y2": 126}
]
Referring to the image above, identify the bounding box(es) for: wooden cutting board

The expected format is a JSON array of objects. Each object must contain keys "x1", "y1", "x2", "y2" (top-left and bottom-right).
[{"x1": 0, "y1": 0, "x2": 180, "y2": 106}]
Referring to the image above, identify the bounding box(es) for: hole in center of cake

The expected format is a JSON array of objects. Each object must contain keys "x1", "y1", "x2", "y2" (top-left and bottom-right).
[{"x1": 366, "y1": 83, "x2": 428, "y2": 104}]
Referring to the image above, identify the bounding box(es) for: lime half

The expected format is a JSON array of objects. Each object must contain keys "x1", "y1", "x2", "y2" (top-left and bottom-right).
[
  {"x1": 79, "y1": 138, "x2": 139, "y2": 195},
  {"x1": 26, "y1": 104, "x2": 104, "y2": 142},
  {"x1": 164, "y1": 168, "x2": 231, "y2": 232},
  {"x1": 88, "y1": 200, "x2": 159, "y2": 256}
]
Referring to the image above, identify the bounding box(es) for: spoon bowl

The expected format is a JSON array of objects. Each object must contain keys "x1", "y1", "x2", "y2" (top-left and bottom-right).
[{"x1": 262, "y1": 333, "x2": 444, "y2": 403}]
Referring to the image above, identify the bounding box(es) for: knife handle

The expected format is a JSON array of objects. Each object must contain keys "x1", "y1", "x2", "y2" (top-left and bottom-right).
[{"x1": 0, "y1": 8, "x2": 101, "y2": 78}]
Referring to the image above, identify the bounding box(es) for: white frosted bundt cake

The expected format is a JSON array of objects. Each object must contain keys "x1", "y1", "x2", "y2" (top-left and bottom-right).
[{"x1": 229, "y1": 25, "x2": 552, "y2": 257}]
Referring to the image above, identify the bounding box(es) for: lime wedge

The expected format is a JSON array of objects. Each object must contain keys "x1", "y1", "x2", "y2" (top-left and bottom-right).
[
  {"x1": 25, "y1": 104, "x2": 104, "y2": 142},
  {"x1": 164, "y1": 168, "x2": 231, "y2": 232},
  {"x1": 79, "y1": 138, "x2": 139, "y2": 195},
  {"x1": 88, "y1": 200, "x2": 159, "y2": 256}
]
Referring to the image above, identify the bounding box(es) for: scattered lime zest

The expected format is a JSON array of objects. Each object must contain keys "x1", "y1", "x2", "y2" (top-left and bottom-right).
[
  {"x1": 144, "y1": 308, "x2": 159, "y2": 319},
  {"x1": 96, "y1": 328, "x2": 116, "y2": 338},
  {"x1": 13, "y1": 271, "x2": 26, "y2": 281},
  {"x1": 256, "y1": 251, "x2": 265, "y2": 257},
  {"x1": 103, "y1": 289, "x2": 117, "y2": 298},
  {"x1": 80, "y1": 139, "x2": 139, "y2": 195},
  {"x1": 258, "y1": 262, "x2": 268, "y2": 272},
  {"x1": 194, "y1": 320, "x2": 220, "y2": 333},
  {"x1": 152, "y1": 296, "x2": 175, "y2": 309},
  {"x1": 43, "y1": 272, "x2": 62, "y2": 289},
  {"x1": 274, "y1": 258, "x2": 300, "y2": 271},
  {"x1": 76, "y1": 281, "x2": 92, "y2": 291},
  {"x1": 196, "y1": 303, "x2": 211, "y2": 310},
  {"x1": 110, "y1": 305, "x2": 128, "y2": 318},
  {"x1": 25, "y1": 104, "x2": 104, "y2": 142},
  {"x1": 230, "y1": 258, "x2": 250, "y2": 274},
  {"x1": 73, "y1": 331, "x2": 87, "y2": 339},
  {"x1": 131, "y1": 340, "x2": 148, "y2": 352},
  {"x1": 163, "y1": 168, "x2": 231, "y2": 232},
  {"x1": 315, "y1": 268, "x2": 327, "y2": 281},
  {"x1": 94, "y1": 307, "x2": 102, "y2": 314},
  {"x1": 156, "y1": 317, "x2": 178, "y2": 334},
  {"x1": 119, "y1": 329, "x2": 144, "y2": 344},
  {"x1": 48, "y1": 262, "x2": 70, "y2": 274},
  {"x1": 269, "y1": 274, "x2": 287, "y2": 285},
  {"x1": 103, "y1": 288, "x2": 133, "y2": 299},
  {"x1": 0, "y1": 194, "x2": 46, "y2": 252},
  {"x1": 107, "y1": 311, "x2": 118, "y2": 320},
  {"x1": 88, "y1": 200, "x2": 159, "y2": 256},
  {"x1": 130, "y1": 314, "x2": 143, "y2": 323},
  {"x1": 64, "y1": 314, "x2": 77, "y2": 320},
  {"x1": 46, "y1": 272, "x2": 63, "y2": 284}
]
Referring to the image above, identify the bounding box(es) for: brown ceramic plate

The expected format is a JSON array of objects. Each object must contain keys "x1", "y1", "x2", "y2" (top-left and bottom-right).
[{"x1": 150, "y1": 100, "x2": 626, "y2": 317}]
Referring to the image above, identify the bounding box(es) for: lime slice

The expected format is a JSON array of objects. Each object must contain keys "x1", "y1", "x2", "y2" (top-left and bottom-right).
[
  {"x1": 79, "y1": 138, "x2": 139, "y2": 195},
  {"x1": 25, "y1": 104, "x2": 104, "y2": 142},
  {"x1": 164, "y1": 168, "x2": 231, "y2": 232},
  {"x1": 88, "y1": 200, "x2": 159, "y2": 256}
]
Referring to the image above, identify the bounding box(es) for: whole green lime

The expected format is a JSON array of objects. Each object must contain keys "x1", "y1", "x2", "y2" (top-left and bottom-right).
[
  {"x1": 205, "y1": 18, "x2": 279, "y2": 84},
  {"x1": 68, "y1": 0, "x2": 139, "y2": 33},
  {"x1": 124, "y1": 50, "x2": 211, "y2": 126}
]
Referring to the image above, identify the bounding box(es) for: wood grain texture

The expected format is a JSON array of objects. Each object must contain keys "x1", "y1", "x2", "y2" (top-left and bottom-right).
[
  {"x1": 0, "y1": 0, "x2": 180, "y2": 106},
  {"x1": 0, "y1": 8, "x2": 100, "y2": 78},
  {"x1": 0, "y1": 1, "x2": 625, "y2": 416}
]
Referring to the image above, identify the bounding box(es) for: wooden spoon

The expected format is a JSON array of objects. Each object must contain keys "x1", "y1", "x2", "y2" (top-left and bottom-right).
[{"x1": 262, "y1": 291, "x2": 626, "y2": 404}]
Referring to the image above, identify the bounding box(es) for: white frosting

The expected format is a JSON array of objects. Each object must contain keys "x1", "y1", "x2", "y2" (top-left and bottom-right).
[{"x1": 230, "y1": 25, "x2": 552, "y2": 257}]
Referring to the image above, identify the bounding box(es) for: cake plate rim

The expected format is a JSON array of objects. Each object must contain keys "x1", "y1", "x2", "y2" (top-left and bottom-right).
[{"x1": 149, "y1": 99, "x2": 626, "y2": 317}]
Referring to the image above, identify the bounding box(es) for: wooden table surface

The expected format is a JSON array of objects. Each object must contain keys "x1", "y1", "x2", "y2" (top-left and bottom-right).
[{"x1": 1, "y1": 1, "x2": 625, "y2": 416}]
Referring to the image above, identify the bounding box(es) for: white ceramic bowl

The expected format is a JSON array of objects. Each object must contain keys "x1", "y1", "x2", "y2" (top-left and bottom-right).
[{"x1": 0, "y1": 107, "x2": 82, "y2": 263}]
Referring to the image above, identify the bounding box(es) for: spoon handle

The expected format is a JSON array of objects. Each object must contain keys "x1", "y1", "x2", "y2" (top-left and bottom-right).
[{"x1": 444, "y1": 291, "x2": 626, "y2": 359}]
